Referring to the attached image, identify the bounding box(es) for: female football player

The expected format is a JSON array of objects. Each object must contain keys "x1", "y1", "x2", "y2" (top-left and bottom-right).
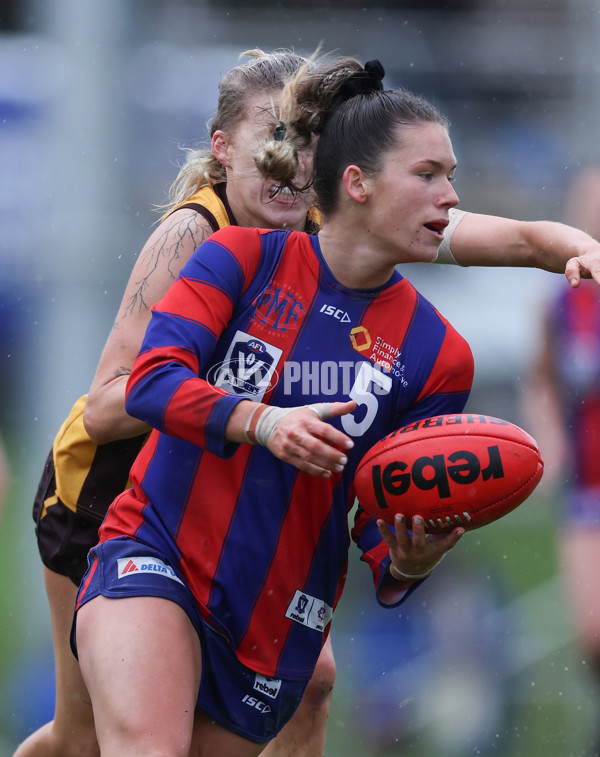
[
  {"x1": 71, "y1": 57, "x2": 595, "y2": 756},
  {"x1": 17, "y1": 48, "x2": 600, "y2": 757}
]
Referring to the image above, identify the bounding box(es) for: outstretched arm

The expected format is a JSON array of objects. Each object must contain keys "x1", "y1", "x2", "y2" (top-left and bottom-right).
[{"x1": 446, "y1": 211, "x2": 600, "y2": 287}]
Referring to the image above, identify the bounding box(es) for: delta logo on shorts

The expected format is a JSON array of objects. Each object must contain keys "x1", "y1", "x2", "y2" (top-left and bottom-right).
[{"x1": 117, "y1": 556, "x2": 184, "y2": 584}]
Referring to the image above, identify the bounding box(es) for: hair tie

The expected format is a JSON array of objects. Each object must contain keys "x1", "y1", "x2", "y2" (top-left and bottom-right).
[
  {"x1": 339, "y1": 59, "x2": 385, "y2": 101},
  {"x1": 364, "y1": 59, "x2": 385, "y2": 88},
  {"x1": 273, "y1": 121, "x2": 287, "y2": 141}
]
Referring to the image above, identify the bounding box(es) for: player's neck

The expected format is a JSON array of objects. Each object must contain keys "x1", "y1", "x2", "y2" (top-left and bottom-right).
[{"x1": 318, "y1": 221, "x2": 395, "y2": 290}]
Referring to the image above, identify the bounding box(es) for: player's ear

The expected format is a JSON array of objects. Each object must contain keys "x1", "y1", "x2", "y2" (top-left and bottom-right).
[
  {"x1": 342, "y1": 165, "x2": 369, "y2": 204},
  {"x1": 212, "y1": 130, "x2": 232, "y2": 168}
]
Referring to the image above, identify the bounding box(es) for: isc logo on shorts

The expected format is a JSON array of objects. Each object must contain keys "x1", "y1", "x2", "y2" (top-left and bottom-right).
[
  {"x1": 253, "y1": 674, "x2": 282, "y2": 699},
  {"x1": 117, "y1": 556, "x2": 183, "y2": 584},
  {"x1": 241, "y1": 694, "x2": 271, "y2": 713}
]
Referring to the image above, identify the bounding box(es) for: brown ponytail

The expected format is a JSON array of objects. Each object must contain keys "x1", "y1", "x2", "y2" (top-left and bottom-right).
[{"x1": 252, "y1": 55, "x2": 386, "y2": 198}]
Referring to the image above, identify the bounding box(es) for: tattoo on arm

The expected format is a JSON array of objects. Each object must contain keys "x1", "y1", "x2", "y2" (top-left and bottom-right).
[{"x1": 125, "y1": 213, "x2": 211, "y2": 315}]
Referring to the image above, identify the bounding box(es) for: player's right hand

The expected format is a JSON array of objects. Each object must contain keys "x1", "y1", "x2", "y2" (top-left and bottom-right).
[{"x1": 265, "y1": 401, "x2": 356, "y2": 477}]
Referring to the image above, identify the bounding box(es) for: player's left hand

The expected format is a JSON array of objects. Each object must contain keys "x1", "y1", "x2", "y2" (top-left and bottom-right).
[
  {"x1": 565, "y1": 245, "x2": 600, "y2": 288},
  {"x1": 377, "y1": 513, "x2": 464, "y2": 581}
]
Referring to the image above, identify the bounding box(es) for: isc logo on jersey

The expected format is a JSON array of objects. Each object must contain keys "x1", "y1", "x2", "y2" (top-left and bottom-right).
[
  {"x1": 210, "y1": 330, "x2": 283, "y2": 401},
  {"x1": 117, "y1": 556, "x2": 183, "y2": 584},
  {"x1": 319, "y1": 303, "x2": 351, "y2": 323}
]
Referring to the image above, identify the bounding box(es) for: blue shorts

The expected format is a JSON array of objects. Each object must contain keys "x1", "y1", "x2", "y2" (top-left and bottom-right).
[{"x1": 72, "y1": 537, "x2": 309, "y2": 743}]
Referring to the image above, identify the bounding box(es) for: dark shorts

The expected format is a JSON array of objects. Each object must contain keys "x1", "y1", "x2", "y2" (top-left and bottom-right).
[
  {"x1": 73, "y1": 537, "x2": 309, "y2": 743},
  {"x1": 32, "y1": 448, "x2": 102, "y2": 586}
]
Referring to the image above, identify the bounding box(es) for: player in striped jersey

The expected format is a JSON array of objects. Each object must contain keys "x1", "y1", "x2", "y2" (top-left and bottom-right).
[
  {"x1": 19, "y1": 49, "x2": 600, "y2": 757},
  {"x1": 71, "y1": 64, "x2": 503, "y2": 754}
]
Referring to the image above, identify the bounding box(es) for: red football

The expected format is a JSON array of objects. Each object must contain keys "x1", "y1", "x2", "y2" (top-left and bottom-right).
[{"x1": 354, "y1": 413, "x2": 544, "y2": 534}]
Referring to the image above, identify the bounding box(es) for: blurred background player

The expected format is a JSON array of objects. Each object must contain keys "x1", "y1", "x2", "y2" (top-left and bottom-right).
[{"x1": 525, "y1": 163, "x2": 600, "y2": 757}]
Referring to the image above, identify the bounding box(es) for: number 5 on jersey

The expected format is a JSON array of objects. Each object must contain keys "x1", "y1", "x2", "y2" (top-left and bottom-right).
[{"x1": 342, "y1": 362, "x2": 392, "y2": 436}]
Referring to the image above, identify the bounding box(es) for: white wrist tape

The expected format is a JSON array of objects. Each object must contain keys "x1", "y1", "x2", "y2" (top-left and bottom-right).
[
  {"x1": 306, "y1": 403, "x2": 331, "y2": 420},
  {"x1": 253, "y1": 406, "x2": 297, "y2": 447},
  {"x1": 244, "y1": 403, "x2": 332, "y2": 446}
]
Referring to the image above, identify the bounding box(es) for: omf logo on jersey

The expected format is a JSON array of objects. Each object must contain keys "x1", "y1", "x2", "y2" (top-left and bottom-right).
[
  {"x1": 256, "y1": 284, "x2": 305, "y2": 332},
  {"x1": 210, "y1": 331, "x2": 283, "y2": 401}
]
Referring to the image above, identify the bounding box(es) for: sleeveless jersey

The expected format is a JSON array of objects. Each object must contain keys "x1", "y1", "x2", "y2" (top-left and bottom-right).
[
  {"x1": 47, "y1": 396, "x2": 146, "y2": 521},
  {"x1": 97, "y1": 225, "x2": 474, "y2": 680}
]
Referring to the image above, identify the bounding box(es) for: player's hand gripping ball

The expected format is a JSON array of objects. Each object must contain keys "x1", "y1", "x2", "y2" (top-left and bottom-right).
[{"x1": 354, "y1": 414, "x2": 544, "y2": 534}]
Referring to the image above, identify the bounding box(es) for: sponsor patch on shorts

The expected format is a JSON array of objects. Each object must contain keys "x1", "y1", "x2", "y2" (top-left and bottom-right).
[
  {"x1": 285, "y1": 590, "x2": 332, "y2": 632},
  {"x1": 117, "y1": 556, "x2": 183, "y2": 584},
  {"x1": 253, "y1": 674, "x2": 282, "y2": 699}
]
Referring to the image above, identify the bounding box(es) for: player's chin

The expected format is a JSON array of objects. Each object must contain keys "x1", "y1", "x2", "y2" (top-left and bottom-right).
[
  {"x1": 263, "y1": 206, "x2": 307, "y2": 230},
  {"x1": 409, "y1": 243, "x2": 441, "y2": 264},
  {"x1": 419, "y1": 228, "x2": 445, "y2": 257}
]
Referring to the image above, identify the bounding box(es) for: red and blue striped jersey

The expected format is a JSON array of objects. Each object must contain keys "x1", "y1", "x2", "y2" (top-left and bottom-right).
[{"x1": 100, "y1": 226, "x2": 474, "y2": 679}]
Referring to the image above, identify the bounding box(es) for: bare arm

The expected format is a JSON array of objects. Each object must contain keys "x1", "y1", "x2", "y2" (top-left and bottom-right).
[
  {"x1": 84, "y1": 209, "x2": 215, "y2": 444},
  {"x1": 449, "y1": 212, "x2": 600, "y2": 286}
]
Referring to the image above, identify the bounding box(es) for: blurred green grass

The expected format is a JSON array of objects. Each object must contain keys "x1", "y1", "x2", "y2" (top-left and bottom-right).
[{"x1": 0, "y1": 439, "x2": 55, "y2": 754}]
